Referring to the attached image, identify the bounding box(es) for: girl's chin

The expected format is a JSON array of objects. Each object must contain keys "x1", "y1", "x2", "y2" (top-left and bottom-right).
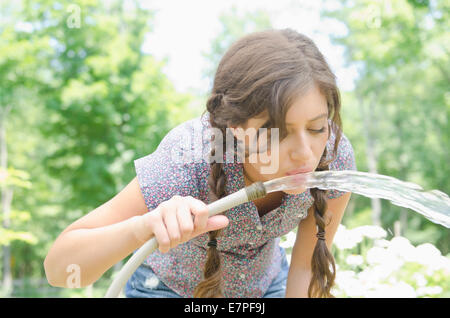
[{"x1": 282, "y1": 187, "x2": 307, "y2": 195}]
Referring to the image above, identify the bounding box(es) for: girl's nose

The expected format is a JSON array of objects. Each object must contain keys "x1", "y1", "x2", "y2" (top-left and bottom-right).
[{"x1": 289, "y1": 134, "x2": 312, "y2": 162}]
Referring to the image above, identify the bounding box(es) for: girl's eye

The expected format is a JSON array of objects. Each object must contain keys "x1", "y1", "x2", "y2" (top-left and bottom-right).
[
  {"x1": 310, "y1": 127, "x2": 326, "y2": 134},
  {"x1": 287, "y1": 127, "x2": 327, "y2": 135}
]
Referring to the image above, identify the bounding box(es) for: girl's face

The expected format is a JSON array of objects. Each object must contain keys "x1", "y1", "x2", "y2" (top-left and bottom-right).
[{"x1": 229, "y1": 83, "x2": 330, "y2": 195}]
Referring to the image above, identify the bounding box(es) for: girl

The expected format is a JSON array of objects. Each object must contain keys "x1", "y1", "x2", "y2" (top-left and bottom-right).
[{"x1": 44, "y1": 28, "x2": 356, "y2": 298}]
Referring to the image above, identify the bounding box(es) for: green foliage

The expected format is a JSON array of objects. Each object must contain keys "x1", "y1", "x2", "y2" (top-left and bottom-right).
[
  {"x1": 1, "y1": 0, "x2": 196, "y2": 297},
  {"x1": 0, "y1": 229, "x2": 37, "y2": 246},
  {"x1": 322, "y1": 0, "x2": 450, "y2": 255},
  {"x1": 201, "y1": 5, "x2": 273, "y2": 88},
  {"x1": 282, "y1": 224, "x2": 450, "y2": 298},
  {"x1": 343, "y1": 206, "x2": 373, "y2": 229},
  {"x1": 2, "y1": 0, "x2": 448, "y2": 298},
  {"x1": 0, "y1": 167, "x2": 35, "y2": 247}
]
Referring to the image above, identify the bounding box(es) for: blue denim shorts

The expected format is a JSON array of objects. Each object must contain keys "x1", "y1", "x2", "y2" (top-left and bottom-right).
[{"x1": 124, "y1": 246, "x2": 289, "y2": 298}]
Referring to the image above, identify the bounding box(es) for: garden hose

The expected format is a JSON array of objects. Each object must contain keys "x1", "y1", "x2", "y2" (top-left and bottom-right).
[{"x1": 104, "y1": 181, "x2": 266, "y2": 298}]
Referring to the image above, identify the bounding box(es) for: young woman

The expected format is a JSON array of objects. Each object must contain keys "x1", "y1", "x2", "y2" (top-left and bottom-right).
[{"x1": 44, "y1": 28, "x2": 357, "y2": 298}]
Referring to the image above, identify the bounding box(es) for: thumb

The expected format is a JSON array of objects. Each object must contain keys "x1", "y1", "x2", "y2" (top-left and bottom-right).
[{"x1": 204, "y1": 215, "x2": 229, "y2": 232}]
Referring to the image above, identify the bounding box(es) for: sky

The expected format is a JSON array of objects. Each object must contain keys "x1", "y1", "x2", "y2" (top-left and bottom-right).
[{"x1": 140, "y1": 0, "x2": 358, "y2": 95}]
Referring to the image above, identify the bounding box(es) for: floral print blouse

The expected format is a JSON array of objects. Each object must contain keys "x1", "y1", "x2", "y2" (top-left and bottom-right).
[{"x1": 133, "y1": 111, "x2": 357, "y2": 297}]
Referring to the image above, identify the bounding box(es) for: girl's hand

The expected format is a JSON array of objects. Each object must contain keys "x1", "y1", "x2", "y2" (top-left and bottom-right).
[{"x1": 143, "y1": 195, "x2": 229, "y2": 253}]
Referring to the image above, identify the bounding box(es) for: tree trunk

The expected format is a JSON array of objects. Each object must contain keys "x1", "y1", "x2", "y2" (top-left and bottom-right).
[
  {"x1": 358, "y1": 94, "x2": 382, "y2": 226},
  {"x1": 399, "y1": 208, "x2": 408, "y2": 237},
  {"x1": 0, "y1": 105, "x2": 13, "y2": 296}
]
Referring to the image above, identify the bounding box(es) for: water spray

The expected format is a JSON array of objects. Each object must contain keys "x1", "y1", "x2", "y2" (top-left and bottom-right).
[{"x1": 105, "y1": 171, "x2": 450, "y2": 297}]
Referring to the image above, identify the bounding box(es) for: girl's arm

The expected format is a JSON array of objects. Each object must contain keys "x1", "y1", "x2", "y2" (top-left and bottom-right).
[
  {"x1": 285, "y1": 192, "x2": 351, "y2": 297},
  {"x1": 44, "y1": 176, "x2": 227, "y2": 288},
  {"x1": 44, "y1": 177, "x2": 151, "y2": 287}
]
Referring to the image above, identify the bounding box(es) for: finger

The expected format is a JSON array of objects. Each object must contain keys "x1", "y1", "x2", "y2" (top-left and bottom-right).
[
  {"x1": 162, "y1": 204, "x2": 181, "y2": 248},
  {"x1": 176, "y1": 204, "x2": 194, "y2": 242},
  {"x1": 151, "y1": 215, "x2": 171, "y2": 253},
  {"x1": 194, "y1": 215, "x2": 229, "y2": 236},
  {"x1": 188, "y1": 198, "x2": 209, "y2": 232},
  {"x1": 206, "y1": 215, "x2": 229, "y2": 231}
]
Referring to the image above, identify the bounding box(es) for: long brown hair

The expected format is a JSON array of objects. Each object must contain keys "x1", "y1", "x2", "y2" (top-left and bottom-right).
[{"x1": 193, "y1": 28, "x2": 342, "y2": 298}]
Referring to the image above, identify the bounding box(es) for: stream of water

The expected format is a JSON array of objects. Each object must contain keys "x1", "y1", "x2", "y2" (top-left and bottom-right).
[{"x1": 266, "y1": 170, "x2": 450, "y2": 228}]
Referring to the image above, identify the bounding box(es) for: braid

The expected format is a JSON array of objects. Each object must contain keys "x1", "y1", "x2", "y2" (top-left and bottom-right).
[
  {"x1": 307, "y1": 148, "x2": 337, "y2": 298},
  {"x1": 192, "y1": 28, "x2": 345, "y2": 298},
  {"x1": 193, "y1": 101, "x2": 228, "y2": 298}
]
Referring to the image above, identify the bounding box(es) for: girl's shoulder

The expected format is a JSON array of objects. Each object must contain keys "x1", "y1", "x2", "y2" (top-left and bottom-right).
[
  {"x1": 326, "y1": 125, "x2": 357, "y2": 172},
  {"x1": 150, "y1": 113, "x2": 210, "y2": 164},
  {"x1": 133, "y1": 114, "x2": 210, "y2": 211},
  {"x1": 324, "y1": 127, "x2": 357, "y2": 200}
]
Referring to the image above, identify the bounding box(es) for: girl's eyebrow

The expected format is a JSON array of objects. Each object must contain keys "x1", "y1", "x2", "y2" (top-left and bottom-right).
[{"x1": 286, "y1": 112, "x2": 328, "y2": 125}]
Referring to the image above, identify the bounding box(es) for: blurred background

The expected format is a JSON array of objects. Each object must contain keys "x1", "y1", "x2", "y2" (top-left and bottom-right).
[{"x1": 0, "y1": 0, "x2": 448, "y2": 297}]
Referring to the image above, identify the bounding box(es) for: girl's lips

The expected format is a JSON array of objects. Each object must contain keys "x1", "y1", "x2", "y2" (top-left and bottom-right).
[{"x1": 285, "y1": 168, "x2": 313, "y2": 175}]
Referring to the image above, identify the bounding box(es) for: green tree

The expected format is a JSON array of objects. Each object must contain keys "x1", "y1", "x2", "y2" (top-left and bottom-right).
[
  {"x1": 0, "y1": 1, "x2": 54, "y2": 295},
  {"x1": 2, "y1": 0, "x2": 196, "y2": 296},
  {"x1": 201, "y1": 5, "x2": 273, "y2": 91},
  {"x1": 322, "y1": 0, "x2": 449, "y2": 253}
]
